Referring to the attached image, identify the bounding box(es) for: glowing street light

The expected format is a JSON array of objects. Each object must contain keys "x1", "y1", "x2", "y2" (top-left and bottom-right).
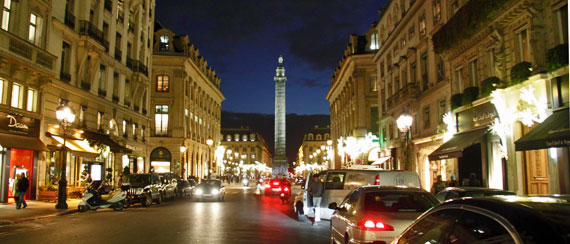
[
  {"x1": 55, "y1": 103, "x2": 75, "y2": 209},
  {"x1": 396, "y1": 113, "x2": 413, "y2": 171}
]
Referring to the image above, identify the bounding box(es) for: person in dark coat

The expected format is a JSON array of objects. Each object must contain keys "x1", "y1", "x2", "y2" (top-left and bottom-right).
[
  {"x1": 448, "y1": 174, "x2": 458, "y2": 187},
  {"x1": 16, "y1": 173, "x2": 29, "y2": 209},
  {"x1": 307, "y1": 175, "x2": 324, "y2": 225}
]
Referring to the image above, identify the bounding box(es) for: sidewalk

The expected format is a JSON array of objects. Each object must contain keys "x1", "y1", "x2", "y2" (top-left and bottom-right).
[{"x1": 0, "y1": 199, "x2": 80, "y2": 226}]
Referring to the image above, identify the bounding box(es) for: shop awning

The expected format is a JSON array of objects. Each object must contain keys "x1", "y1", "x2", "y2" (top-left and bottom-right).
[
  {"x1": 82, "y1": 131, "x2": 132, "y2": 153},
  {"x1": 428, "y1": 127, "x2": 488, "y2": 161},
  {"x1": 371, "y1": 157, "x2": 390, "y2": 165},
  {"x1": 515, "y1": 108, "x2": 570, "y2": 151},
  {"x1": 48, "y1": 134, "x2": 100, "y2": 158},
  {"x1": 0, "y1": 133, "x2": 49, "y2": 151}
]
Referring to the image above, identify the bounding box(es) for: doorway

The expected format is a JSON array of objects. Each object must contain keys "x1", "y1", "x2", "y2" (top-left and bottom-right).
[
  {"x1": 522, "y1": 125, "x2": 549, "y2": 194},
  {"x1": 458, "y1": 143, "x2": 483, "y2": 187}
]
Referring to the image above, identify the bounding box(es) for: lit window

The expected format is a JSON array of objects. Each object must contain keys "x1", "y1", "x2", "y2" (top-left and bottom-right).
[
  {"x1": 469, "y1": 59, "x2": 478, "y2": 87},
  {"x1": 28, "y1": 13, "x2": 43, "y2": 45},
  {"x1": 419, "y1": 14, "x2": 426, "y2": 36},
  {"x1": 11, "y1": 83, "x2": 23, "y2": 108},
  {"x1": 156, "y1": 75, "x2": 169, "y2": 92},
  {"x1": 517, "y1": 29, "x2": 530, "y2": 62},
  {"x1": 26, "y1": 88, "x2": 38, "y2": 112},
  {"x1": 0, "y1": 79, "x2": 4, "y2": 104},
  {"x1": 159, "y1": 35, "x2": 169, "y2": 51},
  {"x1": 122, "y1": 120, "x2": 127, "y2": 136},
  {"x1": 132, "y1": 123, "x2": 137, "y2": 137},
  {"x1": 370, "y1": 76, "x2": 378, "y2": 92},
  {"x1": 370, "y1": 33, "x2": 379, "y2": 50},
  {"x1": 2, "y1": 0, "x2": 11, "y2": 31},
  {"x1": 433, "y1": 0, "x2": 441, "y2": 22},
  {"x1": 155, "y1": 105, "x2": 169, "y2": 136}
]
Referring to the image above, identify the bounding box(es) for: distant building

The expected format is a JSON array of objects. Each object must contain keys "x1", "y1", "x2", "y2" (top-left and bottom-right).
[
  {"x1": 297, "y1": 126, "x2": 332, "y2": 171},
  {"x1": 220, "y1": 128, "x2": 272, "y2": 177},
  {"x1": 326, "y1": 28, "x2": 380, "y2": 169},
  {"x1": 150, "y1": 23, "x2": 224, "y2": 179}
]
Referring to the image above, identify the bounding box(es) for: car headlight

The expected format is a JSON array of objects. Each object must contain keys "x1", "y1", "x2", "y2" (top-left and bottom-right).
[
  {"x1": 212, "y1": 189, "x2": 219, "y2": 195},
  {"x1": 195, "y1": 189, "x2": 203, "y2": 195}
]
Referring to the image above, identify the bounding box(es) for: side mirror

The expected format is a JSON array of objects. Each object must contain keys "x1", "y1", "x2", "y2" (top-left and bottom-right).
[{"x1": 328, "y1": 202, "x2": 338, "y2": 210}]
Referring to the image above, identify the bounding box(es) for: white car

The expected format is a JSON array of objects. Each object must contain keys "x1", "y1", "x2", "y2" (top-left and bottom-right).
[{"x1": 328, "y1": 186, "x2": 438, "y2": 244}]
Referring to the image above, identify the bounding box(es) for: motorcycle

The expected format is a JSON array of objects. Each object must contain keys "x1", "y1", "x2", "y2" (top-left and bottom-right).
[
  {"x1": 78, "y1": 181, "x2": 127, "y2": 212},
  {"x1": 279, "y1": 185, "x2": 290, "y2": 204},
  {"x1": 243, "y1": 178, "x2": 250, "y2": 187}
]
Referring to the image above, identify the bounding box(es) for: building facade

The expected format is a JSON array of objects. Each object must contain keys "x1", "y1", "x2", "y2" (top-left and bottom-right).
[
  {"x1": 296, "y1": 126, "x2": 332, "y2": 172},
  {"x1": 431, "y1": 0, "x2": 569, "y2": 194},
  {"x1": 220, "y1": 128, "x2": 271, "y2": 178},
  {"x1": 327, "y1": 29, "x2": 380, "y2": 170},
  {"x1": 150, "y1": 23, "x2": 224, "y2": 180}
]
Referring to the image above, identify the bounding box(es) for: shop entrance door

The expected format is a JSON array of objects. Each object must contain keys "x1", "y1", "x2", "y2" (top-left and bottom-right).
[
  {"x1": 458, "y1": 144, "x2": 483, "y2": 187},
  {"x1": 522, "y1": 125, "x2": 549, "y2": 194},
  {"x1": 9, "y1": 149, "x2": 34, "y2": 201}
]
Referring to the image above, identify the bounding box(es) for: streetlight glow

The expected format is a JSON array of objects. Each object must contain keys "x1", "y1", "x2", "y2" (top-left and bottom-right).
[{"x1": 396, "y1": 113, "x2": 413, "y2": 132}]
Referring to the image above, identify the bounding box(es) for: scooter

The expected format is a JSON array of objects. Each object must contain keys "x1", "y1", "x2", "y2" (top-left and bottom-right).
[
  {"x1": 279, "y1": 186, "x2": 290, "y2": 204},
  {"x1": 78, "y1": 182, "x2": 127, "y2": 212}
]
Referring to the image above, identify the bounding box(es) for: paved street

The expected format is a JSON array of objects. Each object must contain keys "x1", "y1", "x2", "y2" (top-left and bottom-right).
[{"x1": 0, "y1": 186, "x2": 329, "y2": 244}]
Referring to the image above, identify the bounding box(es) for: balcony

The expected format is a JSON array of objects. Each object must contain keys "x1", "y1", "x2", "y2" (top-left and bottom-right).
[
  {"x1": 64, "y1": 11, "x2": 75, "y2": 30},
  {"x1": 79, "y1": 20, "x2": 107, "y2": 49},
  {"x1": 124, "y1": 101, "x2": 131, "y2": 108},
  {"x1": 0, "y1": 29, "x2": 56, "y2": 72},
  {"x1": 142, "y1": 108, "x2": 147, "y2": 115},
  {"x1": 114, "y1": 48, "x2": 122, "y2": 61},
  {"x1": 133, "y1": 105, "x2": 139, "y2": 112},
  {"x1": 104, "y1": 0, "x2": 112, "y2": 12},
  {"x1": 126, "y1": 56, "x2": 134, "y2": 70},
  {"x1": 118, "y1": 11, "x2": 124, "y2": 24},
  {"x1": 112, "y1": 95, "x2": 119, "y2": 103},
  {"x1": 128, "y1": 59, "x2": 148, "y2": 76},
  {"x1": 98, "y1": 89, "x2": 107, "y2": 97},
  {"x1": 60, "y1": 72, "x2": 71, "y2": 83},
  {"x1": 81, "y1": 82, "x2": 91, "y2": 91},
  {"x1": 386, "y1": 83, "x2": 419, "y2": 112}
]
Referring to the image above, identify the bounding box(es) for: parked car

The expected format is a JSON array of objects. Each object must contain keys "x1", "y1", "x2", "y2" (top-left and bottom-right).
[
  {"x1": 328, "y1": 186, "x2": 439, "y2": 244},
  {"x1": 123, "y1": 173, "x2": 162, "y2": 206},
  {"x1": 264, "y1": 178, "x2": 291, "y2": 195},
  {"x1": 176, "y1": 179, "x2": 196, "y2": 197},
  {"x1": 194, "y1": 179, "x2": 225, "y2": 201},
  {"x1": 391, "y1": 195, "x2": 570, "y2": 244},
  {"x1": 294, "y1": 169, "x2": 421, "y2": 220},
  {"x1": 435, "y1": 187, "x2": 516, "y2": 202},
  {"x1": 157, "y1": 173, "x2": 179, "y2": 200}
]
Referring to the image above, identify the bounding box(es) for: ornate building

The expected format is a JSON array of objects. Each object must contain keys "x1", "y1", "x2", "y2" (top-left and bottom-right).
[
  {"x1": 273, "y1": 56, "x2": 288, "y2": 175},
  {"x1": 296, "y1": 126, "x2": 332, "y2": 171},
  {"x1": 150, "y1": 23, "x2": 224, "y2": 180},
  {"x1": 327, "y1": 29, "x2": 379, "y2": 169},
  {"x1": 431, "y1": 0, "x2": 569, "y2": 194},
  {"x1": 220, "y1": 128, "x2": 271, "y2": 177}
]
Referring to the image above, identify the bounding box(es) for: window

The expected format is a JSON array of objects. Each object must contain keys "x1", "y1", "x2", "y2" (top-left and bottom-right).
[
  {"x1": 370, "y1": 76, "x2": 378, "y2": 92},
  {"x1": 11, "y1": 83, "x2": 23, "y2": 108},
  {"x1": 370, "y1": 33, "x2": 379, "y2": 50},
  {"x1": 410, "y1": 62, "x2": 417, "y2": 84},
  {"x1": 124, "y1": 80, "x2": 130, "y2": 105},
  {"x1": 99, "y1": 65, "x2": 106, "y2": 91},
  {"x1": 424, "y1": 106, "x2": 430, "y2": 128},
  {"x1": 61, "y1": 42, "x2": 71, "y2": 77},
  {"x1": 437, "y1": 55, "x2": 445, "y2": 82},
  {"x1": 234, "y1": 134, "x2": 239, "y2": 141},
  {"x1": 517, "y1": 29, "x2": 530, "y2": 62},
  {"x1": 242, "y1": 134, "x2": 248, "y2": 141},
  {"x1": 433, "y1": 0, "x2": 441, "y2": 22},
  {"x1": 155, "y1": 105, "x2": 169, "y2": 136},
  {"x1": 122, "y1": 120, "x2": 128, "y2": 137},
  {"x1": 442, "y1": 210, "x2": 515, "y2": 244},
  {"x1": 380, "y1": 62, "x2": 385, "y2": 77},
  {"x1": 419, "y1": 14, "x2": 426, "y2": 36},
  {"x1": 159, "y1": 35, "x2": 169, "y2": 51},
  {"x1": 556, "y1": 5, "x2": 568, "y2": 44},
  {"x1": 156, "y1": 75, "x2": 169, "y2": 92},
  {"x1": 308, "y1": 133, "x2": 314, "y2": 140},
  {"x1": 113, "y1": 73, "x2": 120, "y2": 99},
  {"x1": 408, "y1": 26, "x2": 415, "y2": 40},
  {"x1": 316, "y1": 134, "x2": 322, "y2": 140},
  {"x1": 370, "y1": 106, "x2": 379, "y2": 136},
  {"x1": 469, "y1": 59, "x2": 478, "y2": 87},
  {"x1": 141, "y1": 126, "x2": 145, "y2": 141},
  {"x1": 26, "y1": 88, "x2": 38, "y2": 112},
  {"x1": 97, "y1": 112, "x2": 103, "y2": 131},
  {"x1": 451, "y1": 1, "x2": 459, "y2": 15},
  {"x1": 438, "y1": 99, "x2": 446, "y2": 124},
  {"x1": 488, "y1": 50, "x2": 495, "y2": 76},
  {"x1": 421, "y1": 53, "x2": 428, "y2": 90},
  {"x1": 398, "y1": 209, "x2": 462, "y2": 244},
  {"x1": 0, "y1": 79, "x2": 5, "y2": 104},
  {"x1": 2, "y1": 0, "x2": 10, "y2": 31},
  {"x1": 401, "y1": 36, "x2": 406, "y2": 48},
  {"x1": 28, "y1": 13, "x2": 40, "y2": 44},
  {"x1": 325, "y1": 172, "x2": 345, "y2": 190},
  {"x1": 455, "y1": 68, "x2": 463, "y2": 93},
  {"x1": 132, "y1": 123, "x2": 137, "y2": 138}
]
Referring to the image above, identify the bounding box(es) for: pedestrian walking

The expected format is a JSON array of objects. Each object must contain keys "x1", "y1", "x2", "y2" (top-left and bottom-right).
[
  {"x1": 467, "y1": 173, "x2": 481, "y2": 187},
  {"x1": 430, "y1": 175, "x2": 446, "y2": 195},
  {"x1": 448, "y1": 174, "x2": 458, "y2": 187},
  {"x1": 307, "y1": 175, "x2": 324, "y2": 225},
  {"x1": 16, "y1": 173, "x2": 29, "y2": 209},
  {"x1": 12, "y1": 173, "x2": 20, "y2": 207}
]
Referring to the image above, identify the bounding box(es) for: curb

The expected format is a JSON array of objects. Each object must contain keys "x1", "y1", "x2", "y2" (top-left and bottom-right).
[{"x1": 0, "y1": 209, "x2": 78, "y2": 226}]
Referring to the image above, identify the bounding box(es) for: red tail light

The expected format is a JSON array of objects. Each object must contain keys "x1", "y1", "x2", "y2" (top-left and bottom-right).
[
  {"x1": 358, "y1": 220, "x2": 394, "y2": 231},
  {"x1": 374, "y1": 174, "x2": 380, "y2": 185}
]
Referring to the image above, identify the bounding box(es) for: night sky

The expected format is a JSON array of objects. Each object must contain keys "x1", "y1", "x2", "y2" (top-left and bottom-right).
[{"x1": 155, "y1": 0, "x2": 387, "y2": 115}]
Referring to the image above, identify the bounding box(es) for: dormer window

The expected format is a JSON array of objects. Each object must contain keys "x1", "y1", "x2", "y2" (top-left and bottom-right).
[
  {"x1": 159, "y1": 35, "x2": 169, "y2": 51},
  {"x1": 370, "y1": 33, "x2": 379, "y2": 50}
]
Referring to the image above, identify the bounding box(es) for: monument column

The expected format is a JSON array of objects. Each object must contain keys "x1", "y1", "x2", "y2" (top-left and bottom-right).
[{"x1": 273, "y1": 56, "x2": 288, "y2": 175}]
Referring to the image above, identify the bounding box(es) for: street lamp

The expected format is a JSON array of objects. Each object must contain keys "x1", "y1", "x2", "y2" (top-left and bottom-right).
[
  {"x1": 206, "y1": 138, "x2": 213, "y2": 178},
  {"x1": 396, "y1": 113, "x2": 413, "y2": 171},
  {"x1": 55, "y1": 103, "x2": 75, "y2": 209}
]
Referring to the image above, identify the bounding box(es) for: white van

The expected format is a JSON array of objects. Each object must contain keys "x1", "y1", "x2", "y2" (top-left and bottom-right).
[{"x1": 293, "y1": 169, "x2": 421, "y2": 220}]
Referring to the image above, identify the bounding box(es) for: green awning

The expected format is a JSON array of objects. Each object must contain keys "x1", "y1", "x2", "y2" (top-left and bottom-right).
[
  {"x1": 515, "y1": 108, "x2": 570, "y2": 151},
  {"x1": 428, "y1": 127, "x2": 488, "y2": 161}
]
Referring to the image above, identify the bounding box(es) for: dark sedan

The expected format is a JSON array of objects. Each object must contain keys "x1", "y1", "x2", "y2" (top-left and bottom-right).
[
  {"x1": 391, "y1": 195, "x2": 570, "y2": 244},
  {"x1": 435, "y1": 187, "x2": 515, "y2": 202},
  {"x1": 193, "y1": 180, "x2": 225, "y2": 201}
]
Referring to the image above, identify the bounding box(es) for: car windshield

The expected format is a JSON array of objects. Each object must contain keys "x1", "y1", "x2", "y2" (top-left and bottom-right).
[
  {"x1": 127, "y1": 175, "x2": 151, "y2": 184},
  {"x1": 200, "y1": 180, "x2": 221, "y2": 187},
  {"x1": 364, "y1": 192, "x2": 437, "y2": 212}
]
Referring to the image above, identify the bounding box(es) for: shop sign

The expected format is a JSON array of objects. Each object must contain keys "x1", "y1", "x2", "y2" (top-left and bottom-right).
[
  {"x1": 0, "y1": 112, "x2": 40, "y2": 137},
  {"x1": 457, "y1": 102, "x2": 497, "y2": 132}
]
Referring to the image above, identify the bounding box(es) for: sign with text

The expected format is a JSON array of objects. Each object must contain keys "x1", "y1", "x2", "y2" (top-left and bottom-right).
[
  {"x1": 0, "y1": 112, "x2": 40, "y2": 137},
  {"x1": 457, "y1": 102, "x2": 497, "y2": 132}
]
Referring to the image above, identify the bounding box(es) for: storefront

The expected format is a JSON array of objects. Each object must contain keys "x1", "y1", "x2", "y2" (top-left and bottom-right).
[
  {"x1": 150, "y1": 147, "x2": 171, "y2": 173},
  {"x1": 429, "y1": 102, "x2": 503, "y2": 188},
  {"x1": 0, "y1": 112, "x2": 47, "y2": 203}
]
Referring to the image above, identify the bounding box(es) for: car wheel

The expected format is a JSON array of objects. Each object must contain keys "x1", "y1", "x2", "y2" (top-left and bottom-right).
[
  {"x1": 78, "y1": 205, "x2": 89, "y2": 212},
  {"x1": 142, "y1": 194, "x2": 152, "y2": 207},
  {"x1": 113, "y1": 200, "x2": 124, "y2": 211},
  {"x1": 123, "y1": 197, "x2": 131, "y2": 209},
  {"x1": 156, "y1": 192, "x2": 163, "y2": 204}
]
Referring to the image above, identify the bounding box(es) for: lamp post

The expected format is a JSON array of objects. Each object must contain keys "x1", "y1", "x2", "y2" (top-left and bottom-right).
[
  {"x1": 55, "y1": 104, "x2": 76, "y2": 209},
  {"x1": 396, "y1": 113, "x2": 413, "y2": 171},
  {"x1": 206, "y1": 138, "x2": 213, "y2": 178}
]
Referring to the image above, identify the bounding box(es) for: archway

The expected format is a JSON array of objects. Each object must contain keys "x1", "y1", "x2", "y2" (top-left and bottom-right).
[{"x1": 150, "y1": 147, "x2": 172, "y2": 173}]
